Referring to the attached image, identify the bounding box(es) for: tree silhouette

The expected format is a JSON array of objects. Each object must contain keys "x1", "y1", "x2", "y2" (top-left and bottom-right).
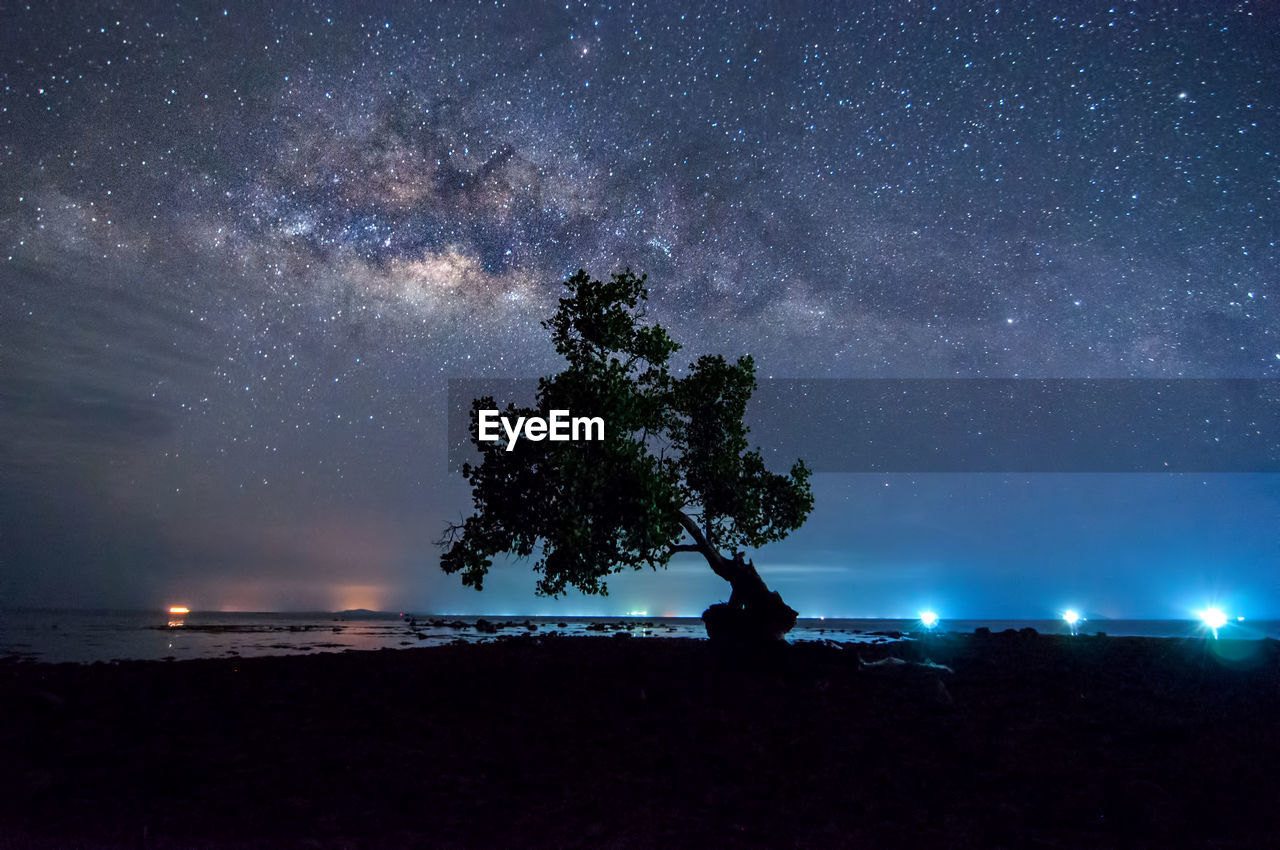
[{"x1": 441, "y1": 269, "x2": 814, "y2": 642}]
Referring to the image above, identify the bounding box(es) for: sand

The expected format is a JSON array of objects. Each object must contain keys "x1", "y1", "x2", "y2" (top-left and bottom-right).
[{"x1": 1, "y1": 631, "x2": 1277, "y2": 848}]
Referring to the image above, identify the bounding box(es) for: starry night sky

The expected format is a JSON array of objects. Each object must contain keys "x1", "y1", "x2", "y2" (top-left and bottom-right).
[{"x1": 2, "y1": 1, "x2": 1278, "y2": 618}]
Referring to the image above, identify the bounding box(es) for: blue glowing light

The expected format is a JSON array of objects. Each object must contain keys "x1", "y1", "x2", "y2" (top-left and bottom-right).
[
  {"x1": 1199, "y1": 607, "x2": 1228, "y2": 637},
  {"x1": 1062, "y1": 609, "x2": 1084, "y2": 635}
]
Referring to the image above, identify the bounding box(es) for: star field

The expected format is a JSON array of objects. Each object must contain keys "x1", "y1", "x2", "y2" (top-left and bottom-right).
[{"x1": 2, "y1": 1, "x2": 1278, "y2": 614}]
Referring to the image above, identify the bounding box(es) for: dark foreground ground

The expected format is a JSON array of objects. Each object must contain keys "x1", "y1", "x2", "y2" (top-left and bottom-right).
[{"x1": 1, "y1": 632, "x2": 1277, "y2": 849}]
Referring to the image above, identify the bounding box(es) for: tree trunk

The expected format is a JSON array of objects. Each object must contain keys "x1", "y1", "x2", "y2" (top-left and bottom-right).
[{"x1": 675, "y1": 513, "x2": 799, "y2": 643}]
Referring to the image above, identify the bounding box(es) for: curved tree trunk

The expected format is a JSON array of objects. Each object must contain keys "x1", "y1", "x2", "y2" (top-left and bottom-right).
[{"x1": 675, "y1": 513, "x2": 799, "y2": 643}]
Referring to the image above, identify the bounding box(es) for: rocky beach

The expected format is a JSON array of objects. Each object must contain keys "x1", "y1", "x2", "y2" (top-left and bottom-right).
[{"x1": 2, "y1": 632, "x2": 1277, "y2": 848}]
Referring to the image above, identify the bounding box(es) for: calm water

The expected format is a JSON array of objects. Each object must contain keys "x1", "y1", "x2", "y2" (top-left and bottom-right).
[{"x1": 1, "y1": 609, "x2": 1275, "y2": 664}]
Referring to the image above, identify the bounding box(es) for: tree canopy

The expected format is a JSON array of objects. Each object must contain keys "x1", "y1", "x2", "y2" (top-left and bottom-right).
[{"x1": 441, "y1": 269, "x2": 813, "y2": 635}]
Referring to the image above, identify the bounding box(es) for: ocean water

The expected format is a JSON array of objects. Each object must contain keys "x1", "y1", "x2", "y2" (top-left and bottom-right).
[{"x1": 0, "y1": 609, "x2": 1275, "y2": 664}]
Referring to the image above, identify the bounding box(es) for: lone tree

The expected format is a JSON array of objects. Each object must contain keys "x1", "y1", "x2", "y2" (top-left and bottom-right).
[{"x1": 441, "y1": 269, "x2": 814, "y2": 642}]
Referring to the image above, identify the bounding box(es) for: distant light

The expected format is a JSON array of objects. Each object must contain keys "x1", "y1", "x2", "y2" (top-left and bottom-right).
[
  {"x1": 919, "y1": 611, "x2": 939, "y2": 628},
  {"x1": 168, "y1": 606, "x2": 190, "y2": 615},
  {"x1": 1063, "y1": 609, "x2": 1080, "y2": 626},
  {"x1": 1199, "y1": 607, "x2": 1228, "y2": 632},
  {"x1": 1237, "y1": 616, "x2": 1245, "y2": 622}
]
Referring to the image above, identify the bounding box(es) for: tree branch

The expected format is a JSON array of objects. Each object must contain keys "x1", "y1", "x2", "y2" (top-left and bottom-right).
[
  {"x1": 675, "y1": 511, "x2": 734, "y2": 582},
  {"x1": 435, "y1": 518, "x2": 467, "y2": 548},
  {"x1": 675, "y1": 510, "x2": 710, "y2": 550}
]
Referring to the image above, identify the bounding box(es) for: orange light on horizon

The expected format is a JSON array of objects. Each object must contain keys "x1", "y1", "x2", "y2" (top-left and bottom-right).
[{"x1": 168, "y1": 606, "x2": 190, "y2": 615}]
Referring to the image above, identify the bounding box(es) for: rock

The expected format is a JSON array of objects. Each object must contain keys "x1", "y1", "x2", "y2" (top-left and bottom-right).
[
  {"x1": 474, "y1": 619, "x2": 498, "y2": 634},
  {"x1": 702, "y1": 595, "x2": 797, "y2": 645},
  {"x1": 861, "y1": 656, "x2": 907, "y2": 668},
  {"x1": 34, "y1": 690, "x2": 66, "y2": 710}
]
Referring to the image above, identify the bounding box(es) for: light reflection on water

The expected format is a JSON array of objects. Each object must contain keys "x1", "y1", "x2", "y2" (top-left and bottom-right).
[{"x1": 1, "y1": 610, "x2": 1276, "y2": 663}]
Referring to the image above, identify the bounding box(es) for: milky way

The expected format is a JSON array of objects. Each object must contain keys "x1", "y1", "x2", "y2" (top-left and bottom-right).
[{"x1": 2, "y1": 2, "x2": 1278, "y2": 616}]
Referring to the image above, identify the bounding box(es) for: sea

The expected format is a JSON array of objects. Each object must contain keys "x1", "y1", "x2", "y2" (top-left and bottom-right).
[{"x1": 1, "y1": 609, "x2": 1277, "y2": 664}]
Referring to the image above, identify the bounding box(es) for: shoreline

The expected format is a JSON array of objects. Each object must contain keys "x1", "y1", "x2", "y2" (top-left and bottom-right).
[
  {"x1": 4, "y1": 611, "x2": 1271, "y2": 667},
  {"x1": 2, "y1": 633, "x2": 1277, "y2": 847}
]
